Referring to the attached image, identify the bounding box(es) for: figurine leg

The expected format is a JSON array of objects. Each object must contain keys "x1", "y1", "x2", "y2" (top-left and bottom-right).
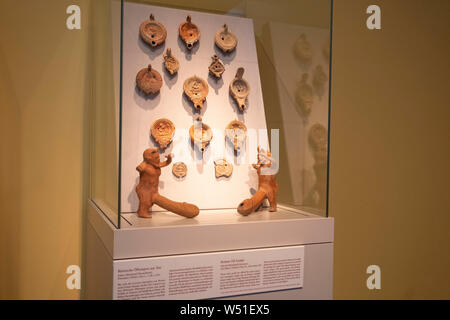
[
  {"x1": 136, "y1": 189, "x2": 153, "y2": 218},
  {"x1": 137, "y1": 200, "x2": 153, "y2": 218},
  {"x1": 267, "y1": 191, "x2": 277, "y2": 212}
]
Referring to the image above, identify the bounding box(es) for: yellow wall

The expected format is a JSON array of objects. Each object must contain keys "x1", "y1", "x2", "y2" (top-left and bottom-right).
[
  {"x1": 0, "y1": 0, "x2": 90, "y2": 299},
  {"x1": 0, "y1": 0, "x2": 449, "y2": 299},
  {"x1": 330, "y1": 0, "x2": 450, "y2": 299}
]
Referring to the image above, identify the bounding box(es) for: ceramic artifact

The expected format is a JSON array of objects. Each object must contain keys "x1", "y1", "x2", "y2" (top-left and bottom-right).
[
  {"x1": 225, "y1": 120, "x2": 247, "y2": 152},
  {"x1": 189, "y1": 117, "x2": 212, "y2": 152},
  {"x1": 229, "y1": 67, "x2": 250, "y2": 111},
  {"x1": 293, "y1": 33, "x2": 312, "y2": 62},
  {"x1": 313, "y1": 65, "x2": 328, "y2": 91},
  {"x1": 237, "y1": 147, "x2": 278, "y2": 216},
  {"x1": 307, "y1": 123, "x2": 328, "y2": 209},
  {"x1": 150, "y1": 118, "x2": 175, "y2": 149},
  {"x1": 214, "y1": 158, "x2": 233, "y2": 178},
  {"x1": 172, "y1": 162, "x2": 187, "y2": 178},
  {"x1": 163, "y1": 48, "x2": 179, "y2": 75},
  {"x1": 295, "y1": 73, "x2": 314, "y2": 117},
  {"x1": 136, "y1": 148, "x2": 199, "y2": 218},
  {"x1": 208, "y1": 55, "x2": 225, "y2": 78},
  {"x1": 136, "y1": 64, "x2": 163, "y2": 95},
  {"x1": 139, "y1": 14, "x2": 167, "y2": 47},
  {"x1": 308, "y1": 123, "x2": 328, "y2": 159},
  {"x1": 215, "y1": 24, "x2": 237, "y2": 53},
  {"x1": 183, "y1": 76, "x2": 209, "y2": 110},
  {"x1": 179, "y1": 15, "x2": 200, "y2": 50}
]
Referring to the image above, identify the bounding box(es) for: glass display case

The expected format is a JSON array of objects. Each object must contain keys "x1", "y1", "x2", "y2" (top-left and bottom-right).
[
  {"x1": 91, "y1": 0, "x2": 332, "y2": 229},
  {"x1": 87, "y1": 0, "x2": 333, "y2": 300}
]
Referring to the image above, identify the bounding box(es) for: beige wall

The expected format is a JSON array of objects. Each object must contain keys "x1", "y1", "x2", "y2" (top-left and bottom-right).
[
  {"x1": 330, "y1": 0, "x2": 450, "y2": 299},
  {"x1": 0, "y1": 0, "x2": 449, "y2": 299},
  {"x1": 0, "y1": 0, "x2": 90, "y2": 299}
]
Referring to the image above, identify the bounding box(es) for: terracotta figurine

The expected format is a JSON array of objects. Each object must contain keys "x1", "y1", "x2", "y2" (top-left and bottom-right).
[
  {"x1": 136, "y1": 148, "x2": 199, "y2": 218},
  {"x1": 237, "y1": 147, "x2": 278, "y2": 215}
]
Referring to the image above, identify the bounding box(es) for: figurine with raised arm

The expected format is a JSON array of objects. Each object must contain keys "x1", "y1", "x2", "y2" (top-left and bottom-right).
[
  {"x1": 237, "y1": 146, "x2": 278, "y2": 216},
  {"x1": 136, "y1": 148, "x2": 200, "y2": 218}
]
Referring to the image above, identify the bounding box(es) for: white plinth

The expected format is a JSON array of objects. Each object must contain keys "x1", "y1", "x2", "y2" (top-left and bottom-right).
[{"x1": 86, "y1": 200, "x2": 334, "y2": 299}]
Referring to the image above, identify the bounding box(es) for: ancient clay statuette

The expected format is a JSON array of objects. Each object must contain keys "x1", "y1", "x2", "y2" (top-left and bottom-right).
[
  {"x1": 136, "y1": 149, "x2": 199, "y2": 218},
  {"x1": 295, "y1": 73, "x2": 314, "y2": 117},
  {"x1": 172, "y1": 162, "x2": 187, "y2": 178},
  {"x1": 229, "y1": 67, "x2": 250, "y2": 111},
  {"x1": 208, "y1": 55, "x2": 225, "y2": 79},
  {"x1": 237, "y1": 147, "x2": 278, "y2": 216},
  {"x1": 136, "y1": 64, "x2": 163, "y2": 95},
  {"x1": 215, "y1": 24, "x2": 237, "y2": 53},
  {"x1": 313, "y1": 65, "x2": 328, "y2": 91},
  {"x1": 139, "y1": 14, "x2": 167, "y2": 47},
  {"x1": 214, "y1": 158, "x2": 233, "y2": 178},
  {"x1": 308, "y1": 123, "x2": 328, "y2": 209},
  {"x1": 183, "y1": 76, "x2": 209, "y2": 110},
  {"x1": 163, "y1": 48, "x2": 179, "y2": 75},
  {"x1": 189, "y1": 117, "x2": 212, "y2": 152},
  {"x1": 179, "y1": 15, "x2": 200, "y2": 50},
  {"x1": 308, "y1": 123, "x2": 328, "y2": 163},
  {"x1": 150, "y1": 118, "x2": 175, "y2": 149},
  {"x1": 293, "y1": 33, "x2": 312, "y2": 62},
  {"x1": 225, "y1": 120, "x2": 247, "y2": 152}
]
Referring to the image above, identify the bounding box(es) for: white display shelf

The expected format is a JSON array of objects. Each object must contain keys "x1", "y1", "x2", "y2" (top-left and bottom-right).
[
  {"x1": 121, "y1": 205, "x2": 320, "y2": 228},
  {"x1": 86, "y1": 200, "x2": 334, "y2": 299},
  {"x1": 89, "y1": 200, "x2": 333, "y2": 260}
]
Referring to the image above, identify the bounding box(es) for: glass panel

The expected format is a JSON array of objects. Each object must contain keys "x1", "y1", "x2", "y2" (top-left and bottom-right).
[
  {"x1": 252, "y1": 1, "x2": 332, "y2": 216},
  {"x1": 90, "y1": 0, "x2": 122, "y2": 228},
  {"x1": 117, "y1": 0, "x2": 331, "y2": 226}
]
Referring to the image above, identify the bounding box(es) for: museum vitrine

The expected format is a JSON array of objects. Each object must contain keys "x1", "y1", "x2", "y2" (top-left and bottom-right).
[{"x1": 90, "y1": 0, "x2": 332, "y2": 229}]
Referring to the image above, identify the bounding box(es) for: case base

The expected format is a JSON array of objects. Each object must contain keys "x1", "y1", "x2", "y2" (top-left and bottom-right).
[{"x1": 86, "y1": 200, "x2": 334, "y2": 299}]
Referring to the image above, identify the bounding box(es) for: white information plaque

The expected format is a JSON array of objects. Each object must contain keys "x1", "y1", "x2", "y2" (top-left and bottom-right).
[{"x1": 113, "y1": 245, "x2": 305, "y2": 300}]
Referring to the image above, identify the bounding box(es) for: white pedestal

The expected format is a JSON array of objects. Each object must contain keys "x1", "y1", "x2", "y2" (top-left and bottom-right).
[{"x1": 86, "y1": 200, "x2": 334, "y2": 299}]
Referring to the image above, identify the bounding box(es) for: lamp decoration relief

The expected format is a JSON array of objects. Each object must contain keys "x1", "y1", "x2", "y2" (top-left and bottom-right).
[
  {"x1": 295, "y1": 73, "x2": 314, "y2": 117},
  {"x1": 150, "y1": 118, "x2": 175, "y2": 149},
  {"x1": 179, "y1": 15, "x2": 200, "y2": 50},
  {"x1": 208, "y1": 55, "x2": 225, "y2": 79},
  {"x1": 183, "y1": 75, "x2": 209, "y2": 110},
  {"x1": 189, "y1": 116, "x2": 213, "y2": 153},
  {"x1": 229, "y1": 67, "x2": 250, "y2": 111},
  {"x1": 293, "y1": 33, "x2": 312, "y2": 62},
  {"x1": 172, "y1": 162, "x2": 188, "y2": 179},
  {"x1": 312, "y1": 64, "x2": 328, "y2": 91},
  {"x1": 163, "y1": 48, "x2": 180, "y2": 75},
  {"x1": 214, "y1": 158, "x2": 233, "y2": 178},
  {"x1": 225, "y1": 120, "x2": 247, "y2": 152},
  {"x1": 136, "y1": 64, "x2": 163, "y2": 95},
  {"x1": 139, "y1": 14, "x2": 167, "y2": 47},
  {"x1": 215, "y1": 24, "x2": 238, "y2": 53}
]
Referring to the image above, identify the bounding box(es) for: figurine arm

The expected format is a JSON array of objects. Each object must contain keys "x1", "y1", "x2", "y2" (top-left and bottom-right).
[
  {"x1": 261, "y1": 161, "x2": 272, "y2": 168},
  {"x1": 136, "y1": 162, "x2": 146, "y2": 172},
  {"x1": 159, "y1": 154, "x2": 173, "y2": 167}
]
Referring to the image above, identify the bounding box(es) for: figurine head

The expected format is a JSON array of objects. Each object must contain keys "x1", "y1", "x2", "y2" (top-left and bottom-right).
[{"x1": 143, "y1": 148, "x2": 160, "y2": 165}]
